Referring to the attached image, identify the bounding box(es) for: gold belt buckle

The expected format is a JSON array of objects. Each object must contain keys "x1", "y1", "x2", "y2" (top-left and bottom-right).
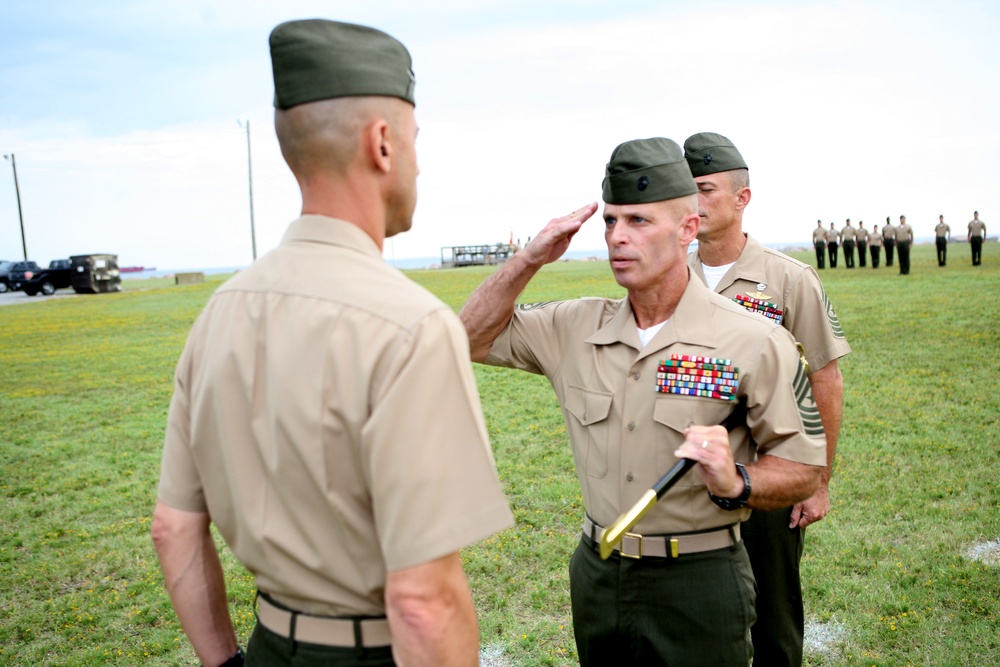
[{"x1": 620, "y1": 532, "x2": 643, "y2": 559}]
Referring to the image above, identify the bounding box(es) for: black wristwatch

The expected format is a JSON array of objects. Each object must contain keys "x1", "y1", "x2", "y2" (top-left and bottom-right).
[
  {"x1": 709, "y1": 462, "x2": 751, "y2": 510},
  {"x1": 207, "y1": 647, "x2": 244, "y2": 667}
]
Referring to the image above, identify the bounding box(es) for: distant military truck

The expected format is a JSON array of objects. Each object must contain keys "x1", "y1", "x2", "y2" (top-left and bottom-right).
[
  {"x1": 71, "y1": 254, "x2": 122, "y2": 294},
  {"x1": 19, "y1": 259, "x2": 74, "y2": 296}
]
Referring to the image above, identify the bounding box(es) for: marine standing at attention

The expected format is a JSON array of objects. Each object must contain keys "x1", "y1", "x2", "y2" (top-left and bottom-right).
[
  {"x1": 460, "y1": 136, "x2": 826, "y2": 666},
  {"x1": 826, "y1": 222, "x2": 840, "y2": 268},
  {"x1": 968, "y1": 211, "x2": 987, "y2": 265},
  {"x1": 882, "y1": 216, "x2": 896, "y2": 267},
  {"x1": 151, "y1": 19, "x2": 513, "y2": 667},
  {"x1": 812, "y1": 220, "x2": 826, "y2": 269},
  {"x1": 683, "y1": 132, "x2": 851, "y2": 667},
  {"x1": 869, "y1": 224, "x2": 883, "y2": 268},
  {"x1": 856, "y1": 221, "x2": 868, "y2": 267},
  {"x1": 840, "y1": 219, "x2": 856, "y2": 269},
  {"x1": 935, "y1": 215, "x2": 951, "y2": 266},
  {"x1": 896, "y1": 214, "x2": 914, "y2": 275}
]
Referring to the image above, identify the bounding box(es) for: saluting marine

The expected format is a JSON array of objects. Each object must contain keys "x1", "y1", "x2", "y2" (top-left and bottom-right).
[{"x1": 461, "y1": 137, "x2": 826, "y2": 666}]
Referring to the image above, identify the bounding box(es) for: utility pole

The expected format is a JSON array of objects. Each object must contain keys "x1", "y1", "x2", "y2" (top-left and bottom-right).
[
  {"x1": 239, "y1": 120, "x2": 258, "y2": 262},
  {"x1": 3, "y1": 153, "x2": 28, "y2": 260}
]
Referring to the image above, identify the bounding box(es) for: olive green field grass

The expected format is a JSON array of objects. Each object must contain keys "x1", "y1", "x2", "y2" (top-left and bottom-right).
[{"x1": 1, "y1": 243, "x2": 997, "y2": 665}]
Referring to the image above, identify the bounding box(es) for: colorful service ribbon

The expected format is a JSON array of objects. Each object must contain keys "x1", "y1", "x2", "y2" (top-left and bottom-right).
[
  {"x1": 656, "y1": 354, "x2": 739, "y2": 401},
  {"x1": 733, "y1": 294, "x2": 783, "y2": 324}
]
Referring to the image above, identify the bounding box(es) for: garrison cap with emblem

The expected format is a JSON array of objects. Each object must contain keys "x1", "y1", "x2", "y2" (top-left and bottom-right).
[
  {"x1": 603, "y1": 137, "x2": 697, "y2": 205},
  {"x1": 683, "y1": 132, "x2": 748, "y2": 177},
  {"x1": 269, "y1": 19, "x2": 416, "y2": 109}
]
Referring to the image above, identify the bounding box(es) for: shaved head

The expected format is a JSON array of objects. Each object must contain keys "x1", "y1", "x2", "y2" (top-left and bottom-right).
[
  {"x1": 725, "y1": 168, "x2": 749, "y2": 192},
  {"x1": 275, "y1": 96, "x2": 411, "y2": 176}
]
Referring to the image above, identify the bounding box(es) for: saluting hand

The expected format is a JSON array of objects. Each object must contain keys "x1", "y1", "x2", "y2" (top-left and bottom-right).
[
  {"x1": 675, "y1": 425, "x2": 744, "y2": 500},
  {"x1": 521, "y1": 203, "x2": 599, "y2": 268}
]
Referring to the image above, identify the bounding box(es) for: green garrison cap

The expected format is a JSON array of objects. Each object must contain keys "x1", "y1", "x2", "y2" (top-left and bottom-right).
[
  {"x1": 683, "y1": 132, "x2": 747, "y2": 177},
  {"x1": 269, "y1": 19, "x2": 415, "y2": 109},
  {"x1": 602, "y1": 137, "x2": 697, "y2": 204}
]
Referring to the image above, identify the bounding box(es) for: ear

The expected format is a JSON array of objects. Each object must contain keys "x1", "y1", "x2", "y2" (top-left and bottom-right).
[
  {"x1": 735, "y1": 185, "x2": 751, "y2": 211},
  {"x1": 366, "y1": 119, "x2": 393, "y2": 174},
  {"x1": 680, "y1": 212, "x2": 700, "y2": 245}
]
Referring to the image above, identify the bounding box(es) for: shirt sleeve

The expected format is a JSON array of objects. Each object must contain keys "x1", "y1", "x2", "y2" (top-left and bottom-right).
[
  {"x1": 744, "y1": 326, "x2": 827, "y2": 466},
  {"x1": 157, "y1": 346, "x2": 208, "y2": 513},
  {"x1": 365, "y1": 308, "x2": 514, "y2": 572},
  {"x1": 782, "y1": 267, "x2": 851, "y2": 372}
]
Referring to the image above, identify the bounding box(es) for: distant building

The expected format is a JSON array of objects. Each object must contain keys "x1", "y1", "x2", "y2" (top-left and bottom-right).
[{"x1": 440, "y1": 243, "x2": 515, "y2": 268}]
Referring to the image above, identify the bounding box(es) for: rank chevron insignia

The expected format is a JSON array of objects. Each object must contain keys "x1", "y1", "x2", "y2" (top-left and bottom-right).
[
  {"x1": 823, "y1": 290, "x2": 845, "y2": 339},
  {"x1": 793, "y1": 358, "x2": 824, "y2": 436}
]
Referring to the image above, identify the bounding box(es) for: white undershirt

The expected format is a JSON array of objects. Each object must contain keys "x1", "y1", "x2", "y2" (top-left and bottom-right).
[
  {"x1": 637, "y1": 321, "x2": 667, "y2": 347},
  {"x1": 701, "y1": 262, "x2": 735, "y2": 291}
]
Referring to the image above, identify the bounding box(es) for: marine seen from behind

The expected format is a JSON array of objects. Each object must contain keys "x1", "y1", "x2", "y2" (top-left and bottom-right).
[{"x1": 151, "y1": 19, "x2": 513, "y2": 667}]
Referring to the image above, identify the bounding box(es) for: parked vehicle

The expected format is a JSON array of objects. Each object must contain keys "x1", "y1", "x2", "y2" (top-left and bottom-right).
[
  {"x1": 71, "y1": 254, "x2": 122, "y2": 293},
  {"x1": 7, "y1": 261, "x2": 42, "y2": 292},
  {"x1": 20, "y1": 259, "x2": 74, "y2": 296},
  {"x1": 0, "y1": 261, "x2": 14, "y2": 293}
]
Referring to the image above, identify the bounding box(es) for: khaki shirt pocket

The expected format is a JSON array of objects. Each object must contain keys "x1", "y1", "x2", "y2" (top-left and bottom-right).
[
  {"x1": 652, "y1": 398, "x2": 732, "y2": 487},
  {"x1": 564, "y1": 384, "x2": 613, "y2": 479}
]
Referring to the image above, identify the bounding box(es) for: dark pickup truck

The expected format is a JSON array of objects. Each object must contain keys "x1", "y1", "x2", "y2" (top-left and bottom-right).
[{"x1": 15, "y1": 259, "x2": 74, "y2": 296}]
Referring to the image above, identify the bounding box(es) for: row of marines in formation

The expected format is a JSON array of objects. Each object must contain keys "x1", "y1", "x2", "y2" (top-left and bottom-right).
[
  {"x1": 812, "y1": 213, "x2": 988, "y2": 272},
  {"x1": 151, "y1": 19, "x2": 850, "y2": 667}
]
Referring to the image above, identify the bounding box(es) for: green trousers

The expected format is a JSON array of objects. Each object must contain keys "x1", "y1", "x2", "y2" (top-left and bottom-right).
[
  {"x1": 570, "y1": 535, "x2": 755, "y2": 666},
  {"x1": 742, "y1": 507, "x2": 805, "y2": 667},
  {"x1": 246, "y1": 622, "x2": 396, "y2": 667}
]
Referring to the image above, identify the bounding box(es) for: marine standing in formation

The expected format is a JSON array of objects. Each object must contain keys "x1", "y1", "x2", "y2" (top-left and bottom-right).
[
  {"x1": 882, "y1": 216, "x2": 896, "y2": 267},
  {"x1": 856, "y1": 221, "x2": 868, "y2": 267},
  {"x1": 826, "y1": 222, "x2": 839, "y2": 268},
  {"x1": 840, "y1": 219, "x2": 856, "y2": 268},
  {"x1": 935, "y1": 215, "x2": 951, "y2": 266},
  {"x1": 869, "y1": 224, "x2": 883, "y2": 268},
  {"x1": 460, "y1": 137, "x2": 826, "y2": 666},
  {"x1": 812, "y1": 220, "x2": 827, "y2": 269},
  {"x1": 151, "y1": 19, "x2": 513, "y2": 667},
  {"x1": 896, "y1": 214, "x2": 914, "y2": 275},
  {"x1": 684, "y1": 132, "x2": 850, "y2": 667},
  {"x1": 968, "y1": 211, "x2": 987, "y2": 265}
]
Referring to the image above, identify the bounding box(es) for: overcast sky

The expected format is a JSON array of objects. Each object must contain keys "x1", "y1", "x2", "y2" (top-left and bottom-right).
[{"x1": 1, "y1": 0, "x2": 997, "y2": 269}]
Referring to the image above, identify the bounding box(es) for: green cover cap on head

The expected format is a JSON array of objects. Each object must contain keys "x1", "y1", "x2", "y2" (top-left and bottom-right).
[
  {"x1": 603, "y1": 137, "x2": 697, "y2": 204},
  {"x1": 683, "y1": 132, "x2": 747, "y2": 177},
  {"x1": 269, "y1": 19, "x2": 415, "y2": 109}
]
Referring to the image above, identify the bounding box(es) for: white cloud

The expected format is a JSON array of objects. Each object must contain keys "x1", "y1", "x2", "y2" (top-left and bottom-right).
[{"x1": 2, "y1": 1, "x2": 999, "y2": 267}]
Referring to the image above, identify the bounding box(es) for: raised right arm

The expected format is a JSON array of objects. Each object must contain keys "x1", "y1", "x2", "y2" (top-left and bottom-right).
[{"x1": 460, "y1": 203, "x2": 598, "y2": 362}]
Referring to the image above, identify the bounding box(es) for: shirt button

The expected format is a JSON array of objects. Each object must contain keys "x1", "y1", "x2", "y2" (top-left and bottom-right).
[
  {"x1": 632, "y1": 372, "x2": 641, "y2": 381},
  {"x1": 626, "y1": 473, "x2": 634, "y2": 482},
  {"x1": 627, "y1": 421, "x2": 636, "y2": 431}
]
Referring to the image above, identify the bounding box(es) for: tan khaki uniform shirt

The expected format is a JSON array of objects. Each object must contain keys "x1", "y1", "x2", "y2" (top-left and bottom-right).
[
  {"x1": 812, "y1": 227, "x2": 827, "y2": 244},
  {"x1": 856, "y1": 228, "x2": 869, "y2": 242},
  {"x1": 935, "y1": 222, "x2": 950, "y2": 238},
  {"x1": 689, "y1": 235, "x2": 851, "y2": 373},
  {"x1": 882, "y1": 223, "x2": 896, "y2": 241},
  {"x1": 841, "y1": 226, "x2": 856, "y2": 242},
  {"x1": 969, "y1": 219, "x2": 986, "y2": 238},
  {"x1": 159, "y1": 215, "x2": 513, "y2": 617},
  {"x1": 826, "y1": 228, "x2": 840, "y2": 243},
  {"x1": 869, "y1": 231, "x2": 883, "y2": 247},
  {"x1": 484, "y1": 275, "x2": 826, "y2": 534},
  {"x1": 897, "y1": 222, "x2": 914, "y2": 246}
]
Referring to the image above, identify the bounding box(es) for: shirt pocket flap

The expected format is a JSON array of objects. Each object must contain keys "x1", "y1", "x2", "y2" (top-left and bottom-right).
[
  {"x1": 565, "y1": 385, "x2": 613, "y2": 426},
  {"x1": 652, "y1": 398, "x2": 733, "y2": 433}
]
